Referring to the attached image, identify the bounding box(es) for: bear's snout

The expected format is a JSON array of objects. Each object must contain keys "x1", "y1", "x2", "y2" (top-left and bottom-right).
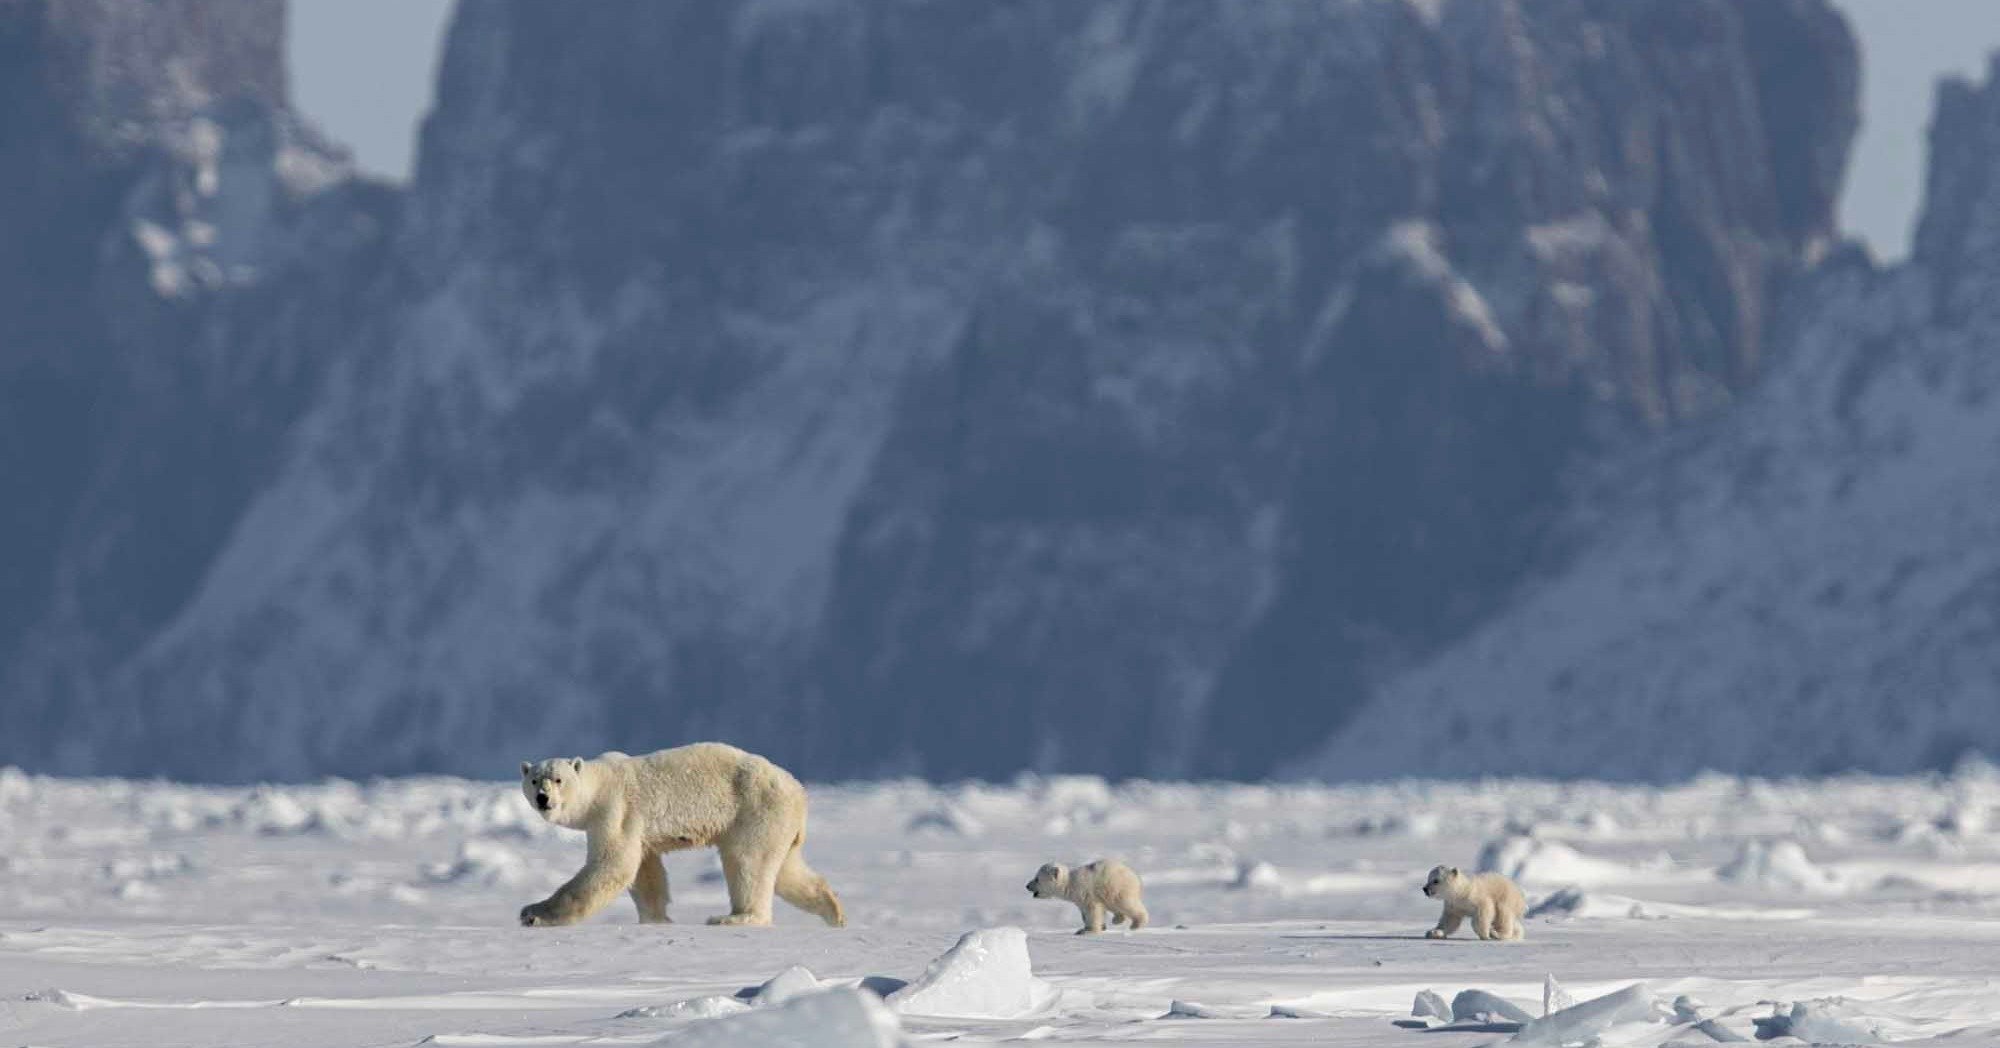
[{"x1": 535, "y1": 792, "x2": 551, "y2": 811}]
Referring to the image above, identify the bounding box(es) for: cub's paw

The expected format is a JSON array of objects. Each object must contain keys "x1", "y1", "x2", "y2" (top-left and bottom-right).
[
  {"x1": 705, "y1": 913, "x2": 771, "y2": 927},
  {"x1": 1425, "y1": 928, "x2": 1447, "y2": 939},
  {"x1": 519, "y1": 903, "x2": 562, "y2": 927}
]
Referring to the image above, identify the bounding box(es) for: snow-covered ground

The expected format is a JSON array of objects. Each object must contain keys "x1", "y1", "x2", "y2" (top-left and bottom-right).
[{"x1": 5, "y1": 765, "x2": 2000, "y2": 1045}]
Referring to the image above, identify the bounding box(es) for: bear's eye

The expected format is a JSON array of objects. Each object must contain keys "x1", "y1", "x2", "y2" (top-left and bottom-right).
[{"x1": 552, "y1": 778, "x2": 562, "y2": 786}]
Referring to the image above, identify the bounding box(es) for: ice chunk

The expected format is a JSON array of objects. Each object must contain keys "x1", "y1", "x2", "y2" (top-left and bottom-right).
[
  {"x1": 1163, "y1": 999, "x2": 1222, "y2": 1018},
  {"x1": 1716, "y1": 840, "x2": 1845, "y2": 895},
  {"x1": 423, "y1": 841, "x2": 530, "y2": 887},
  {"x1": 1231, "y1": 860, "x2": 1284, "y2": 892},
  {"x1": 618, "y1": 995, "x2": 749, "y2": 1020},
  {"x1": 1751, "y1": 999, "x2": 1921, "y2": 1044},
  {"x1": 749, "y1": 965, "x2": 823, "y2": 1006},
  {"x1": 1507, "y1": 983, "x2": 1663, "y2": 1046},
  {"x1": 670, "y1": 986, "x2": 903, "y2": 1048},
  {"x1": 1543, "y1": 975, "x2": 1574, "y2": 1017},
  {"x1": 1414, "y1": 988, "x2": 1453, "y2": 1022},
  {"x1": 1451, "y1": 989, "x2": 1534, "y2": 1024},
  {"x1": 905, "y1": 803, "x2": 983, "y2": 837},
  {"x1": 236, "y1": 789, "x2": 318, "y2": 835},
  {"x1": 1941, "y1": 803, "x2": 1989, "y2": 836},
  {"x1": 1527, "y1": 888, "x2": 1653, "y2": 920},
  {"x1": 1350, "y1": 812, "x2": 1440, "y2": 837},
  {"x1": 1478, "y1": 836, "x2": 1632, "y2": 887},
  {"x1": 888, "y1": 927, "x2": 1055, "y2": 1019}
]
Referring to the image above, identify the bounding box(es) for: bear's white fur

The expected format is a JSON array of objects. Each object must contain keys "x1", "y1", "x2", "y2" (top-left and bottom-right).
[
  {"x1": 1026, "y1": 859, "x2": 1148, "y2": 934},
  {"x1": 517, "y1": 743, "x2": 845, "y2": 929},
  {"x1": 1421, "y1": 864, "x2": 1524, "y2": 941}
]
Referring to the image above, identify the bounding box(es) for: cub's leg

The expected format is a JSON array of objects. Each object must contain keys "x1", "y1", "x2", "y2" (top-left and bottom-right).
[
  {"x1": 1076, "y1": 900, "x2": 1107, "y2": 935},
  {"x1": 1473, "y1": 901, "x2": 1497, "y2": 941},
  {"x1": 1427, "y1": 909, "x2": 1463, "y2": 939}
]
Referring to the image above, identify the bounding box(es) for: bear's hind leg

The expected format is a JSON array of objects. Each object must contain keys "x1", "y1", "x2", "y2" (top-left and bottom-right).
[
  {"x1": 630, "y1": 851, "x2": 671, "y2": 924},
  {"x1": 773, "y1": 840, "x2": 846, "y2": 927},
  {"x1": 1121, "y1": 902, "x2": 1148, "y2": 931},
  {"x1": 707, "y1": 829, "x2": 785, "y2": 927}
]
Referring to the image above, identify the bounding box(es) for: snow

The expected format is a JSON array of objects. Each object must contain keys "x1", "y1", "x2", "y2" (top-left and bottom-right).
[
  {"x1": 8, "y1": 771, "x2": 2000, "y2": 1045},
  {"x1": 669, "y1": 986, "x2": 903, "y2": 1048}
]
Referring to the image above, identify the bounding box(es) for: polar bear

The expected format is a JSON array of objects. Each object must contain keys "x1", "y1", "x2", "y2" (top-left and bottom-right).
[
  {"x1": 1421, "y1": 864, "x2": 1525, "y2": 941},
  {"x1": 517, "y1": 743, "x2": 845, "y2": 929},
  {"x1": 1025, "y1": 859, "x2": 1147, "y2": 934}
]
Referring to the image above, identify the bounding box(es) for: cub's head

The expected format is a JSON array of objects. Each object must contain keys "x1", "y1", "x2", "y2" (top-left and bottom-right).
[
  {"x1": 1026, "y1": 863, "x2": 1069, "y2": 898},
  {"x1": 1422, "y1": 864, "x2": 1464, "y2": 898},
  {"x1": 520, "y1": 757, "x2": 590, "y2": 826}
]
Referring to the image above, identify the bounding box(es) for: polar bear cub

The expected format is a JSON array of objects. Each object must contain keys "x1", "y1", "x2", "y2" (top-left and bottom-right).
[
  {"x1": 518, "y1": 743, "x2": 845, "y2": 929},
  {"x1": 1421, "y1": 864, "x2": 1525, "y2": 941},
  {"x1": 1026, "y1": 859, "x2": 1147, "y2": 934}
]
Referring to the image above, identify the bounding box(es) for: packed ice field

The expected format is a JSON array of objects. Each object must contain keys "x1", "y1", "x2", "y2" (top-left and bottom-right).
[{"x1": 5, "y1": 766, "x2": 2000, "y2": 1046}]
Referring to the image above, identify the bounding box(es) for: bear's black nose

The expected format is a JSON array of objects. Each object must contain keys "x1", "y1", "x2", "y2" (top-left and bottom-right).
[{"x1": 536, "y1": 793, "x2": 550, "y2": 810}]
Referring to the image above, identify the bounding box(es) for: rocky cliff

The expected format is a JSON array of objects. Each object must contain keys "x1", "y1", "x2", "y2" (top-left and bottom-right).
[
  {"x1": 1302, "y1": 54, "x2": 2000, "y2": 781},
  {"x1": 0, "y1": 0, "x2": 1862, "y2": 781}
]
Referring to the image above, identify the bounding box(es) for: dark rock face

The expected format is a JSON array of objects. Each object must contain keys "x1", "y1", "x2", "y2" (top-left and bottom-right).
[
  {"x1": 0, "y1": 1, "x2": 393, "y2": 769},
  {"x1": 1304, "y1": 57, "x2": 2000, "y2": 783},
  {"x1": 0, "y1": 1, "x2": 1860, "y2": 781}
]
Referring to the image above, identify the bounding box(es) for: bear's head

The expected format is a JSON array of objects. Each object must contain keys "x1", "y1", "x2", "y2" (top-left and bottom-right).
[
  {"x1": 1422, "y1": 864, "x2": 1464, "y2": 898},
  {"x1": 521, "y1": 757, "x2": 591, "y2": 827},
  {"x1": 1026, "y1": 863, "x2": 1069, "y2": 898}
]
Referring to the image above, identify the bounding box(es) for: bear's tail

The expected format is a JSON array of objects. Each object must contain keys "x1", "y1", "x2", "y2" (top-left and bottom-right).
[{"x1": 774, "y1": 840, "x2": 846, "y2": 927}]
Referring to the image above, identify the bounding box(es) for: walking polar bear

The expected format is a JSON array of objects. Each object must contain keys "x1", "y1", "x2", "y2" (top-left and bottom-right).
[
  {"x1": 517, "y1": 743, "x2": 845, "y2": 929},
  {"x1": 1026, "y1": 859, "x2": 1148, "y2": 934},
  {"x1": 1421, "y1": 864, "x2": 1525, "y2": 941}
]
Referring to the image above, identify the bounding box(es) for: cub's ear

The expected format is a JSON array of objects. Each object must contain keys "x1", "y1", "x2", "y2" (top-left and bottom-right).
[
  {"x1": 520, "y1": 761, "x2": 533, "y2": 776},
  {"x1": 570, "y1": 757, "x2": 585, "y2": 773},
  {"x1": 1448, "y1": 867, "x2": 1460, "y2": 876}
]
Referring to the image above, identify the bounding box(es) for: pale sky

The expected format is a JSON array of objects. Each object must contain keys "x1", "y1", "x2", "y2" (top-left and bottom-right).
[
  {"x1": 1829, "y1": 0, "x2": 2000, "y2": 259},
  {"x1": 286, "y1": 0, "x2": 2000, "y2": 260}
]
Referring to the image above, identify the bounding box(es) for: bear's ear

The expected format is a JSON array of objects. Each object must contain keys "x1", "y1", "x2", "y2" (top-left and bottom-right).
[
  {"x1": 1448, "y1": 866, "x2": 1460, "y2": 876},
  {"x1": 570, "y1": 757, "x2": 585, "y2": 773},
  {"x1": 520, "y1": 761, "x2": 533, "y2": 776}
]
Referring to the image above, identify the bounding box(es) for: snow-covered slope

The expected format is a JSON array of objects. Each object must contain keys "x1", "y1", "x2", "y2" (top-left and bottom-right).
[
  {"x1": 1300, "y1": 56, "x2": 2000, "y2": 782},
  {"x1": 0, "y1": 0, "x2": 1862, "y2": 782}
]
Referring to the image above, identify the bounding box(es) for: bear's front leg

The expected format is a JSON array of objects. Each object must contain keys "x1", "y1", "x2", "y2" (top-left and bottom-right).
[
  {"x1": 1075, "y1": 900, "x2": 1107, "y2": 935},
  {"x1": 1427, "y1": 909, "x2": 1463, "y2": 939},
  {"x1": 521, "y1": 836, "x2": 643, "y2": 927}
]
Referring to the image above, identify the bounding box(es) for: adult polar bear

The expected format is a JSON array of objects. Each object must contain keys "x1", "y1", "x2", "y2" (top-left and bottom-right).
[{"x1": 518, "y1": 743, "x2": 846, "y2": 928}]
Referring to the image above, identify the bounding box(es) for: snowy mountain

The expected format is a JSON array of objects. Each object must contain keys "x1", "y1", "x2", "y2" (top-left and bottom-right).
[
  {"x1": 0, "y1": 1, "x2": 1869, "y2": 781},
  {"x1": 1300, "y1": 56, "x2": 2000, "y2": 781}
]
